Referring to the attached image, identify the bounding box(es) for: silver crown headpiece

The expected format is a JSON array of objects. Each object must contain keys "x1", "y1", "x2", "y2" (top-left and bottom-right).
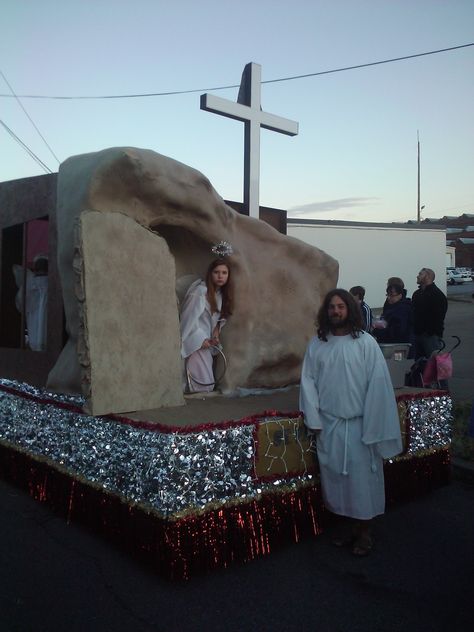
[{"x1": 211, "y1": 241, "x2": 234, "y2": 258}]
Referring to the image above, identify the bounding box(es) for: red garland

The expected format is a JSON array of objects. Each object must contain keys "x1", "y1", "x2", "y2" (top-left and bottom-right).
[
  {"x1": 0, "y1": 441, "x2": 324, "y2": 580},
  {"x1": 0, "y1": 382, "x2": 301, "y2": 435},
  {"x1": 0, "y1": 440, "x2": 451, "y2": 580},
  {"x1": 107, "y1": 409, "x2": 302, "y2": 435},
  {"x1": 395, "y1": 389, "x2": 449, "y2": 403},
  {"x1": 0, "y1": 383, "x2": 83, "y2": 415}
]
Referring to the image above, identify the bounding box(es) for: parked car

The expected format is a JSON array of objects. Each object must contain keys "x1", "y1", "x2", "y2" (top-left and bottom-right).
[
  {"x1": 446, "y1": 268, "x2": 471, "y2": 285},
  {"x1": 457, "y1": 267, "x2": 473, "y2": 281}
]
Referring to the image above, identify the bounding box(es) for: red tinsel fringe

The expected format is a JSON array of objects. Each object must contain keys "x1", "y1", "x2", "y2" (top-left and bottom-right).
[
  {"x1": 384, "y1": 448, "x2": 451, "y2": 505},
  {"x1": 0, "y1": 441, "x2": 324, "y2": 580},
  {"x1": 0, "y1": 440, "x2": 451, "y2": 580}
]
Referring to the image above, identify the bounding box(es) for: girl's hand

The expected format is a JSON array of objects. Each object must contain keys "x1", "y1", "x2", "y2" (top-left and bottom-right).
[{"x1": 201, "y1": 339, "x2": 212, "y2": 349}]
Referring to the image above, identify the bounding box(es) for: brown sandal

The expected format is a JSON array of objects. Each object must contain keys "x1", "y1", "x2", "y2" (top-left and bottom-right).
[
  {"x1": 352, "y1": 533, "x2": 373, "y2": 556},
  {"x1": 330, "y1": 523, "x2": 354, "y2": 547},
  {"x1": 331, "y1": 534, "x2": 353, "y2": 547}
]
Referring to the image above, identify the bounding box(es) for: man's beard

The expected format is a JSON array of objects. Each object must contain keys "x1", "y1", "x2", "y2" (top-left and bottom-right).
[{"x1": 329, "y1": 315, "x2": 349, "y2": 331}]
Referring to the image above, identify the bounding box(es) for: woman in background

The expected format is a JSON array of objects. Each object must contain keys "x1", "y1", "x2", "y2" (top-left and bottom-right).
[{"x1": 373, "y1": 283, "x2": 415, "y2": 356}]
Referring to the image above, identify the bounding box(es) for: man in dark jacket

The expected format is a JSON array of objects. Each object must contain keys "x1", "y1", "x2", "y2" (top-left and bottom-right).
[{"x1": 412, "y1": 268, "x2": 448, "y2": 359}]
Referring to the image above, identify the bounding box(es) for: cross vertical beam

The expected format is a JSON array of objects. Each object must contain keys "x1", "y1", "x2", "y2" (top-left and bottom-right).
[{"x1": 201, "y1": 62, "x2": 299, "y2": 219}]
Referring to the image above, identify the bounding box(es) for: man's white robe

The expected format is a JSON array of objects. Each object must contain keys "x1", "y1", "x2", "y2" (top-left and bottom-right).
[
  {"x1": 300, "y1": 331, "x2": 402, "y2": 519},
  {"x1": 179, "y1": 280, "x2": 223, "y2": 392}
]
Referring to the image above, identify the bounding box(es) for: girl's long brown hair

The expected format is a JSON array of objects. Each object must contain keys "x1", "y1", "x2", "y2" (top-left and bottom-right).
[{"x1": 205, "y1": 259, "x2": 232, "y2": 318}]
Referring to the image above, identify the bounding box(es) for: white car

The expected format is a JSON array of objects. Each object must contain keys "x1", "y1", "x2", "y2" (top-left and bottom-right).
[
  {"x1": 446, "y1": 268, "x2": 471, "y2": 285},
  {"x1": 457, "y1": 267, "x2": 473, "y2": 281}
]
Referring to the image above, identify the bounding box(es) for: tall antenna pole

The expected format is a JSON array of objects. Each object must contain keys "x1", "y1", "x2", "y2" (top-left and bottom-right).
[{"x1": 417, "y1": 130, "x2": 421, "y2": 222}]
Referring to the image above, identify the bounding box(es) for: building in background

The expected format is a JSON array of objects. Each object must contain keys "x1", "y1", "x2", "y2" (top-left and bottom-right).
[
  {"x1": 0, "y1": 173, "x2": 64, "y2": 386},
  {"x1": 421, "y1": 214, "x2": 474, "y2": 271},
  {"x1": 288, "y1": 218, "x2": 447, "y2": 309}
]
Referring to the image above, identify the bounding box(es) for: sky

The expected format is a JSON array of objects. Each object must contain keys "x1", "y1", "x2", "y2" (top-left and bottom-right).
[{"x1": 1, "y1": 0, "x2": 473, "y2": 223}]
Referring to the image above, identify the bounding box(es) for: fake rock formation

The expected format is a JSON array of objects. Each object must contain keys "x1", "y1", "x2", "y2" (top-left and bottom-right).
[{"x1": 47, "y1": 147, "x2": 338, "y2": 414}]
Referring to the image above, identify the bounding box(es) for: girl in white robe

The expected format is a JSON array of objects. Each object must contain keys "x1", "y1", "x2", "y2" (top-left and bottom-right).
[{"x1": 180, "y1": 259, "x2": 232, "y2": 392}]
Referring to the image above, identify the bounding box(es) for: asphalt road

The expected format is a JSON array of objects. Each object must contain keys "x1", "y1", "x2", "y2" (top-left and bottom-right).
[
  {"x1": 1, "y1": 477, "x2": 473, "y2": 632},
  {"x1": 446, "y1": 280, "x2": 474, "y2": 297}
]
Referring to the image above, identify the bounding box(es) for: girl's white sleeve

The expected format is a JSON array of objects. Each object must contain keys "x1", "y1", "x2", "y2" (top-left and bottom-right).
[{"x1": 180, "y1": 283, "x2": 208, "y2": 358}]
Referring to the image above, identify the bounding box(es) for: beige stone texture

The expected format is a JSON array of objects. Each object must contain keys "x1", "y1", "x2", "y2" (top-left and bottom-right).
[
  {"x1": 77, "y1": 211, "x2": 184, "y2": 415},
  {"x1": 47, "y1": 147, "x2": 338, "y2": 409}
]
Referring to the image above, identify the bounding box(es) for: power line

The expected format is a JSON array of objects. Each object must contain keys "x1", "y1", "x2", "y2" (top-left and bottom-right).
[
  {"x1": 263, "y1": 42, "x2": 474, "y2": 85},
  {"x1": 0, "y1": 69, "x2": 60, "y2": 164},
  {"x1": 0, "y1": 43, "x2": 472, "y2": 100},
  {"x1": 0, "y1": 119, "x2": 53, "y2": 173}
]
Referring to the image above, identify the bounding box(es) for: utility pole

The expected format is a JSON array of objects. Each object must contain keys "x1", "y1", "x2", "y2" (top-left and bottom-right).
[{"x1": 417, "y1": 130, "x2": 421, "y2": 222}]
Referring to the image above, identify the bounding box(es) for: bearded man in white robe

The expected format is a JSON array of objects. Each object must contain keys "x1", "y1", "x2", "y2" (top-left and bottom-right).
[{"x1": 300, "y1": 288, "x2": 402, "y2": 556}]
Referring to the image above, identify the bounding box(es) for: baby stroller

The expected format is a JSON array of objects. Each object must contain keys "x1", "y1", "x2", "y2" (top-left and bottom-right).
[{"x1": 405, "y1": 336, "x2": 461, "y2": 389}]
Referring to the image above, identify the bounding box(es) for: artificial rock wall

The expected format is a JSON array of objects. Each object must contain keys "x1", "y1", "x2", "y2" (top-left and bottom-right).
[{"x1": 47, "y1": 147, "x2": 338, "y2": 414}]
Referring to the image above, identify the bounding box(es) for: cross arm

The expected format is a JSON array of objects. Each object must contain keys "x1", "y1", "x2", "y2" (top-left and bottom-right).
[
  {"x1": 201, "y1": 93, "x2": 298, "y2": 137},
  {"x1": 260, "y1": 112, "x2": 298, "y2": 136},
  {"x1": 200, "y1": 93, "x2": 253, "y2": 123}
]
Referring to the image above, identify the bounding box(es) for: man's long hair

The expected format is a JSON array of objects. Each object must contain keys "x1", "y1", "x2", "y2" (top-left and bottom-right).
[
  {"x1": 317, "y1": 288, "x2": 363, "y2": 341},
  {"x1": 205, "y1": 258, "x2": 233, "y2": 318}
]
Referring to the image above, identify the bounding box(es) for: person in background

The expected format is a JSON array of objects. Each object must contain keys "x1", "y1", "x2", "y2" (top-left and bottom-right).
[
  {"x1": 373, "y1": 283, "x2": 415, "y2": 356},
  {"x1": 412, "y1": 268, "x2": 448, "y2": 360},
  {"x1": 15, "y1": 254, "x2": 49, "y2": 351},
  {"x1": 387, "y1": 277, "x2": 406, "y2": 297},
  {"x1": 300, "y1": 289, "x2": 402, "y2": 556},
  {"x1": 349, "y1": 286, "x2": 372, "y2": 332},
  {"x1": 383, "y1": 277, "x2": 407, "y2": 309}
]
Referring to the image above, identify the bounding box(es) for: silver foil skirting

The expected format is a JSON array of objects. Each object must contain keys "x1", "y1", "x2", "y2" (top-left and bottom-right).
[
  {"x1": 0, "y1": 379, "x2": 312, "y2": 517},
  {"x1": 406, "y1": 394, "x2": 452, "y2": 454},
  {"x1": 0, "y1": 380, "x2": 451, "y2": 517}
]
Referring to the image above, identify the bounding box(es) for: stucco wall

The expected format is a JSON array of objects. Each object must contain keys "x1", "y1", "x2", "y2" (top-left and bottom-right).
[
  {"x1": 0, "y1": 173, "x2": 64, "y2": 386},
  {"x1": 287, "y1": 221, "x2": 447, "y2": 310}
]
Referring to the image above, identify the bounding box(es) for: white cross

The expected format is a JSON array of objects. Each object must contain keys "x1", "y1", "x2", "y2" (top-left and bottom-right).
[{"x1": 200, "y1": 62, "x2": 299, "y2": 219}]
